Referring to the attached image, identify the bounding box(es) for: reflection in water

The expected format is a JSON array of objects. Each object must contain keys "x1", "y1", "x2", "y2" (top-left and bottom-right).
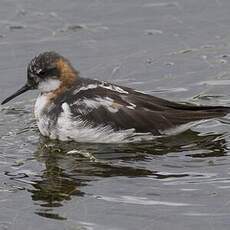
[{"x1": 28, "y1": 130, "x2": 228, "y2": 219}]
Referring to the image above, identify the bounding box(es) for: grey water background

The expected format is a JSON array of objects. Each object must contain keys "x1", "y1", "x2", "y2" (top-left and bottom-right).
[{"x1": 1, "y1": 0, "x2": 230, "y2": 229}]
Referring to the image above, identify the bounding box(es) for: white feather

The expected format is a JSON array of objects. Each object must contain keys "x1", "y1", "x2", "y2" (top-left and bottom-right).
[
  {"x1": 99, "y1": 82, "x2": 129, "y2": 94},
  {"x1": 73, "y1": 82, "x2": 129, "y2": 95},
  {"x1": 82, "y1": 97, "x2": 119, "y2": 113},
  {"x1": 73, "y1": 84, "x2": 98, "y2": 94},
  {"x1": 38, "y1": 79, "x2": 61, "y2": 93}
]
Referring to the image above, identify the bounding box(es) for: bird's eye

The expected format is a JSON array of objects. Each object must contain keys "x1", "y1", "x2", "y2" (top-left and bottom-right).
[
  {"x1": 38, "y1": 69, "x2": 46, "y2": 76},
  {"x1": 38, "y1": 67, "x2": 57, "y2": 77}
]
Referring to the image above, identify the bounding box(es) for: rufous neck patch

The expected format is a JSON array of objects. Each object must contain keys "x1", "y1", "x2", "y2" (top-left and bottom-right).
[{"x1": 47, "y1": 58, "x2": 79, "y2": 100}]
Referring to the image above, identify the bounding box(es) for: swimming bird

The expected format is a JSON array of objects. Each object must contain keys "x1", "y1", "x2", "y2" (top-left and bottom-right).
[{"x1": 1, "y1": 51, "x2": 230, "y2": 143}]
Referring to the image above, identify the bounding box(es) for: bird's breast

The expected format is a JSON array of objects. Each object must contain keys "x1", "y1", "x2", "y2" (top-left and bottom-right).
[
  {"x1": 34, "y1": 93, "x2": 50, "y2": 119},
  {"x1": 34, "y1": 93, "x2": 54, "y2": 136}
]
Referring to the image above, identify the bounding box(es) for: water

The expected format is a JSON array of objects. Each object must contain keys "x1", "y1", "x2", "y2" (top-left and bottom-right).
[{"x1": 1, "y1": 0, "x2": 230, "y2": 229}]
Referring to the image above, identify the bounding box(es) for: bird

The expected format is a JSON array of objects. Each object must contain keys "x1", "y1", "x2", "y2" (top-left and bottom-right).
[{"x1": 1, "y1": 51, "x2": 230, "y2": 143}]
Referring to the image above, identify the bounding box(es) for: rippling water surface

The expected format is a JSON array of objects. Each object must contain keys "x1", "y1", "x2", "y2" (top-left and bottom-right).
[{"x1": 1, "y1": 0, "x2": 230, "y2": 229}]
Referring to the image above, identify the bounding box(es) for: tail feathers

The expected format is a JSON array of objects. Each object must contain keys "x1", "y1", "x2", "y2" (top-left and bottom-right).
[
  {"x1": 166, "y1": 106, "x2": 230, "y2": 126},
  {"x1": 181, "y1": 105, "x2": 230, "y2": 117}
]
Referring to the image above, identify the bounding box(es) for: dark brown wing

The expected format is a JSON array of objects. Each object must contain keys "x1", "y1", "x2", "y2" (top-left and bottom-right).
[
  {"x1": 52, "y1": 79, "x2": 230, "y2": 135},
  {"x1": 66, "y1": 79, "x2": 230, "y2": 134}
]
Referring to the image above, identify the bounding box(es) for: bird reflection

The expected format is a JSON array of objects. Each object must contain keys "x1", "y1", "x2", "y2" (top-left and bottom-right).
[{"x1": 29, "y1": 130, "x2": 228, "y2": 219}]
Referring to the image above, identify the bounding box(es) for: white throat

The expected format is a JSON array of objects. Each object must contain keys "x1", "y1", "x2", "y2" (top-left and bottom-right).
[{"x1": 38, "y1": 79, "x2": 61, "y2": 93}]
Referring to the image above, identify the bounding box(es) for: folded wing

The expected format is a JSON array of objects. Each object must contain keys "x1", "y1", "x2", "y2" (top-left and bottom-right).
[{"x1": 64, "y1": 79, "x2": 230, "y2": 134}]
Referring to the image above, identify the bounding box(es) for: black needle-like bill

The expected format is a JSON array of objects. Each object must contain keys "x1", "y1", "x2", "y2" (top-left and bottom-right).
[{"x1": 1, "y1": 84, "x2": 31, "y2": 105}]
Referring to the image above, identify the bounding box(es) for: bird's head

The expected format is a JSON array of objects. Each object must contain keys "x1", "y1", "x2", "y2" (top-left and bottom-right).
[{"x1": 1, "y1": 51, "x2": 77, "y2": 105}]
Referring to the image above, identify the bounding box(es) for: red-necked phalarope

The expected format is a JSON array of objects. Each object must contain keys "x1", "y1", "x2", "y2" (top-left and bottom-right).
[{"x1": 1, "y1": 51, "x2": 230, "y2": 143}]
